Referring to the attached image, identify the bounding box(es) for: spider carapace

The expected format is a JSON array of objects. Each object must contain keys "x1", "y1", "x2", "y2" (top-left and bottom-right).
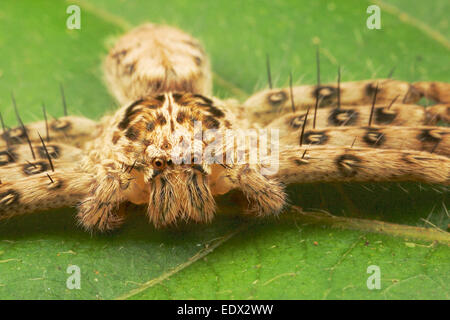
[{"x1": 0, "y1": 23, "x2": 449, "y2": 231}]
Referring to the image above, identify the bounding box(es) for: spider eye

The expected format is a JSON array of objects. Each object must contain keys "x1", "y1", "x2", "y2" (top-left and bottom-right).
[
  {"x1": 152, "y1": 158, "x2": 166, "y2": 170},
  {"x1": 161, "y1": 143, "x2": 171, "y2": 150},
  {"x1": 192, "y1": 155, "x2": 201, "y2": 164}
]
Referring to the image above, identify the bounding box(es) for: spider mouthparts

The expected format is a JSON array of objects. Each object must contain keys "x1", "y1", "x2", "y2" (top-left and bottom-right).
[{"x1": 146, "y1": 171, "x2": 216, "y2": 226}]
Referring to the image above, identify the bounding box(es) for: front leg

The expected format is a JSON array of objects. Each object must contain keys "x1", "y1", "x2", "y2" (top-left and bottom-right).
[
  {"x1": 218, "y1": 164, "x2": 287, "y2": 216},
  {"x1": 77, "y1": 163, "x2": 133, "y2": 232},
  {"x1": 216, "y1": 145, "x2": 448, "y2": 218}
]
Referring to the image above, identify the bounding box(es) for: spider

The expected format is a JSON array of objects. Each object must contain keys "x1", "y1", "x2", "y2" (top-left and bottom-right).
[{"x1": 0, "y1": 23, "x2": 448, "y2": 232}]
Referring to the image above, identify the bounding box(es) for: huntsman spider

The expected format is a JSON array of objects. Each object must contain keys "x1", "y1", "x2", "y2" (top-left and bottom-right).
[{"x1": 0, "y1": 23, "x2": 449, "y2": 231}]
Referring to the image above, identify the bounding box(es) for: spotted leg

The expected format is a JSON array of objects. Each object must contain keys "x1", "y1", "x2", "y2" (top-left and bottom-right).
[
  {"x1": 0, "y1": 143, "x2": 85, "y2": 174},
  {"x1": 413, "y1": 82, "x2": 450, "y2": 104},
  {"x1": 0, "y1": 116, "x2": 100, "y2": 150},
  {"x1": 269, "y1": 146, "x2": 449, "y2": 186},
  {"x1": 279, "y1": 126, "x2": 450, "y2": 157},
  {"x1": 265, "y1": 104, "x2": 448, "y2": 136},
  {"x1": 243, "y1": 79, "x2": 450, "y2": 126},
  {"x1": 0, "y1": 161, "x2": 93, "y2": 219},
  {"x1": 214, "y1": 145, "x2": 448, "y2": 218}
]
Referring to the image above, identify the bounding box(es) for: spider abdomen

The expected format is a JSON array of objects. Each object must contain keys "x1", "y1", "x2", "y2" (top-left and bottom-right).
[{"x1": 104, "y1": 23, "x2": 212, "y2": 105}]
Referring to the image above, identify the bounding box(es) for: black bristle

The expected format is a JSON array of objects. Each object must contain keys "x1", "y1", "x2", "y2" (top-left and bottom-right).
[
  {"x1": 402, "y1": 87, "x2": 410, "y2": 104},
  {"x1": 337, "y1": 66, "x2": 341, "y2": 109},
  {"x1": 316, "y1": 46, "x2": 321, "y2": 88},
  {"x1": 430, "y1": 140, "x2": 440, "y2": 154},
  {"x1": 38, "y1": 132, "x2": 54, "y2": 172},
  {"x1": 22, "y1": 124, "x2": 36, "y2": 160},
  {"x1": 0, "y1": 112, "x2": 10, "y2": 149},
  {"x1": 127, "y1": 159, "x2": 137, "y2": 173},
  {"x1": 12, "y1": 95, "x2": 36, "y2": 160},
  {"x1": 387, "y1": 66, "x2": 396, "y2": 79},
  {"x1": 60, "y1": 83, "x2": 68, "y2": 116},
  {"x1": 266, "y1": 54, "x2": 272, "y2": 89},
  {"x1": 313, "y1": 47, "x2": 320, "y2": 129},
  {"x1": 313, "y1": 96, "x2": 319, "y2": 129},
  {"x1": 299, "y1": 106, "x2": 311, "y2": 147},
  {"x1": 25, "y1": 160, "x2": 37, "y2": 168},
  {"x1": 301, "y1": 149, "x2": 308, "y2": 159},
  {"x1": 289, "y1": 72, "x2": 296, "y2": 113},
  {"x1": 11, "y1": 92, "x2": 24, "y2": 127},
  {"x1": 46, "y1": 173, "x2": 54, "y2": 184},
  {"x1": 42, "y1": 103, "x2": 50, "y2": 142},
  {"x1": 387, "y1": 95, "x2": 400, "y2": 110},
  {"x1": 368, "y1": 82, "x2": 379, "y2": 127},
  {"x1": 6, "y1": 150, "x2": 16, "y2": 162}
]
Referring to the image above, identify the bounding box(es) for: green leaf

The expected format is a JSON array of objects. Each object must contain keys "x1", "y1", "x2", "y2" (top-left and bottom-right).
[{"x1": 0, "y1": 0, "x2": 448, "y2": 300}]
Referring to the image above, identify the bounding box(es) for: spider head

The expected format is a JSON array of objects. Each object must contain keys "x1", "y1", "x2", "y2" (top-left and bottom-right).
[{"x1": 107, "y1": 92, "x2": 232, "y2": 227}]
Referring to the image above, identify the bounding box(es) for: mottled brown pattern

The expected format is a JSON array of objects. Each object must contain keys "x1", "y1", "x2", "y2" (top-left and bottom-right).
[{"x1": 1, "y1": 23, "x2": 449, "y2": 232}]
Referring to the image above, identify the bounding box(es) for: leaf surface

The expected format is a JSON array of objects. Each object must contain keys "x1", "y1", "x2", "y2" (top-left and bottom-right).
[{"x1": 0, "y1": 0, "x2": 448, "y2": 299}]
